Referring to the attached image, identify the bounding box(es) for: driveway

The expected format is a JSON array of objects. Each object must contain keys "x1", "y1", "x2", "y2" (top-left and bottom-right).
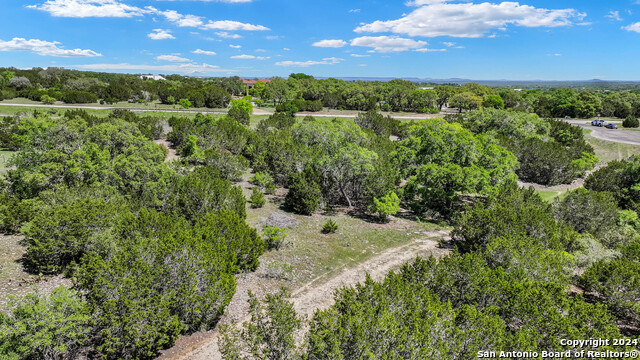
[{"x1": 566, "y1": 120, "x2": 640, "y2": 146}]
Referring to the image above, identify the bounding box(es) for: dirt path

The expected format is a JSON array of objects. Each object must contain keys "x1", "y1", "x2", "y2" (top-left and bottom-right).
[
  {"x1": 517, "y1": 162, "x2": 606, "y2": 192},
  {"x1": 159, "y1": 229, "x2": 451, "y2": 360},
  {"x1": 153, "y1": 138, "x2": 179, "y2": 162}
]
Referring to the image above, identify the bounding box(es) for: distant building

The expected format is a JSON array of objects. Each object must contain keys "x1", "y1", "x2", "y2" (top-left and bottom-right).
[
  {"x1": 242, "y1": 78, "x2": 271, "y2": 87},
  {"x1": 242, "y1": 78, "x2": 271, "y2": 95},
  {"x1": 139, "y1": 74, "x2": 166, "y2": 81},
  {"x1": 513, "y1": 89, "x2": 523, "y2": 92}
]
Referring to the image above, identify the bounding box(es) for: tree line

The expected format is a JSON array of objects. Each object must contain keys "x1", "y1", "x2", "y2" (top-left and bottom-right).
[{"x1": 3, "y1": 67, "x2": 640, "y2": 119}]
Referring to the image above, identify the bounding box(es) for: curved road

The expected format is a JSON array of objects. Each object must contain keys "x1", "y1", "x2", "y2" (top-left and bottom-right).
[{"x1": 566, "y1": 120, "x2": 640, "y2": 146}]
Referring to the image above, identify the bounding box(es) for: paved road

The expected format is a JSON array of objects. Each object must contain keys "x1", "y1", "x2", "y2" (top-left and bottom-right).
[
  {"x1": 0, "y1": 102, "x2": 448, "y2": 120},
  {"x1": 566, "y1": 120, "x2": 640, "y2": 146}
]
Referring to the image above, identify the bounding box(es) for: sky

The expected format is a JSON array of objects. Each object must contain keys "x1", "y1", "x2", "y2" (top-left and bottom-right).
[{"x1": 2, "y1": 0, "x2": 640, "y2": 80}]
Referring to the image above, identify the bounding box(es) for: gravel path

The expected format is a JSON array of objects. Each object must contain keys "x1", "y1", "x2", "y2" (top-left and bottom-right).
[{"x1": 158, "y1": 229, "x2": 451, "y2": 360}]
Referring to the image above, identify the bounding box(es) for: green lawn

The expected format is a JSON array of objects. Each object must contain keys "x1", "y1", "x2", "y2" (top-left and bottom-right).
[{"x1": 583, "y1": 129, "x2": 640, "y2": 162}]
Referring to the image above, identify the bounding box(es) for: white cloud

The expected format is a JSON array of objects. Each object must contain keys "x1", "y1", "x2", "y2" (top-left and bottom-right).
[
  {"x1": 193, "y1": 49, "x2": 217, "y2": 56},
  {"x1": 230, "y1": 54, "x2": 270, "y2": 60},
  {"x1": 415, "y1": 48, "x2": 447, "y2": 52},
  {"x1": 72, "y1": 62, "x2": 233, "y2": 74},
  {"x1": 443, "y1": 42, "x2": 456, "y2": 47},
  {"x1": 216, "y1": 32, "x2": 242, "y2": 39},
  {"x1": 275, "y1": 57, "x2": 343, "y2": 67},
  {"x1": 155, "y1": 9, "x2": 268, "y2": 31},
  {"x1": 230, "y1": 44, "x2": 242, "y2": 48},
  {"x1": 312, "y1": 39, "x2": 347, "y2": 48},
  {"x1": 202, "y1": 20, "x2": 269, "y2": 31},
  {"x1": 266, "y1": 35, "x2": 281, "y2": 40},
  {"x1": 349, "y1": 9, "x2": 361, "y2": 13},
  {"x1": 623, "y1": 22, "x2": 640, "y2": 32},
  {"x1": 606, "y1": 11, "x2": 623, "y2": 21},
  {"x1": 283, "y1": 47, "x2": 290, "y2": 51},
  {"x1": 350, "y1": 54, "x2": 370, "y2": 57},
  {"x1": 355, "y1": 1, "x2": 586, "y2": 38},
  {"x1": 0, "y1": 37, "x2": 102, "y2": 57},
  {"x1": 350, "y1": 36, "x2": 428, "y2": 53},
  {"x1": 547, "y1": 53, "x2": 562, "y2": 56},
  {"x1": 27, "y1": 0, "x2": 151, "y2": 18},
  {"x1": 157, "y1": 54, "x2": 190, "y2": 62},
  {"x1": 148, "y1": 29, "x2": 175, "y2": 40}
]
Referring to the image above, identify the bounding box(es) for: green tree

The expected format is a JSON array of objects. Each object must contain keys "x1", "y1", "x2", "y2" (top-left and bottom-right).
[
  {"x1": 450, "y1": 92, "x2": 483, "y2": 113},
  {"x1": 284, "y1": 171, "x2": 322, "y2": 215},
  {"x1": 370, "y1": 191, "x2": 400, "y2": 222},
  {"x1": 178, "y1": 98, "x2": 192, "y2": 109}
]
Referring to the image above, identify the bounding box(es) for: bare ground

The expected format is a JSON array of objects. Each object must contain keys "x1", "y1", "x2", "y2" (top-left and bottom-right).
[
  {"x1": 158, "y1": 229, "x2": 451, "y2": 360},
  {"x1": 517, "y1": 162, "x2": 606, "y2": 192},
  {"x1": 0, "y1": 235, "x2": 72, "y2": 311}
]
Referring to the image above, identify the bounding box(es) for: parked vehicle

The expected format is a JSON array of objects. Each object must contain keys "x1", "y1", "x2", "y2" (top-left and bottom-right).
[
  {"x1": 592, "y1": 119, "x2": 604, "y2": 126},
  {"x1": 605, "y1": 123, "x2": 618, "y2": 129}
]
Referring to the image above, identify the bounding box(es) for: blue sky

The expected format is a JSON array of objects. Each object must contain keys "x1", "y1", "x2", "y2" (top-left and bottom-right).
[{"x1": 2, "y1": 0, "x2": 640, "y2": 80}]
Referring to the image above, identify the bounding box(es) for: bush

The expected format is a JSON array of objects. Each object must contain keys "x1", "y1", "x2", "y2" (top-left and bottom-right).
[
  {"x1": 23, "y1": 197, "x2": 125, "y2": 274},
  {"x1": 264, "y1": 261, "x2": 295, "y2": 280},
  {"x1": 250, "y1": 188, "x2": 266, "y2": 208},
  {"x1": 40, "y1": 94, "x2": 56, "y2": 105},
  {"x1": 60, "y1": 90, "x2": 98, "y2": 104},
  {"x1": 370, "y1": 192, "x2": 400, "y2": 222},
  {"x1": 322, "y1": 219, "x2": 338, "y2": 234},
  {"x1": 284, "y1": 172, "x2": 322, "y2": 215},
  {"x1": 553, "y1": 188, "x2": 619, "y2": 236},
  {"x1": 77, "y1": 210, "x2": 237, "y2": 359},
  {"x1": 178, "y1": 98, "x2": 192, "y2": 109},
  {"x1": 0, "y1": 287, "x2": 91, "y2": 360},
  {"x1": 263, "y1": 224, "x2": 288, "y2": 251},
  {"x1": 623, "y1": 116, "x2": 639, "y2": 128},
  {"x1": 250, "y1": 172, "x2": 275, "y2": 194}
]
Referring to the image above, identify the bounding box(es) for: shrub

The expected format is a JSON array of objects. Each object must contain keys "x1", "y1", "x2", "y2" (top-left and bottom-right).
[
  {"x1": 250, "y1": 172, "x2": 275, "y2": 194},
  {"x1": 263, "y1": 224, "x2": 288, "y2": 251},
  {"x1": 178, "y1": 98, "x2": 192, "y2": 109},
  {"x1": 23, "y1": 198, "x2": 125, "y2": 274},
  {"x1": 77, "y1": 210, "x2": 236, "y2": 359},
  {"x1": 250, "y1": 188, "x2": 266, "y2": 208},
  {"x1": 284, "y1": 172, "x2": 322, "y2": 215},
  {"x1": 264, "y1": 261, "x2": 295, "y2": 280},
  {"x1": 322, "y1": 219, "x2": 338, "y2": 234},
  {"x1": 370, "y1": 192, "x2": 400, "y2": 222},
  {"x1": 0, "y1": 287, "x2": 91, "y2": 360},
  {"x1": 623, "y1": 116, "x2": 639, "y2": 128},
  {"x1": 553, "y1": 188, "x2": 619, "y2": 236},
  {"x1": 40, "y1": 94, "x2": 56, "y2": 105}
]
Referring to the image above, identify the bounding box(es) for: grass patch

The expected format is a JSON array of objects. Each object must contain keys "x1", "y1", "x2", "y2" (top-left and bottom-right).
[
  {"x1": 0, "y1": 150, "x2": 16, "y2": 176},
  {"x1": 536, "y1": 189, "x2": 569, "y2": 203},
  {"x1": 583, "y1": 129, "x2": 640, "y2": 162}
]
